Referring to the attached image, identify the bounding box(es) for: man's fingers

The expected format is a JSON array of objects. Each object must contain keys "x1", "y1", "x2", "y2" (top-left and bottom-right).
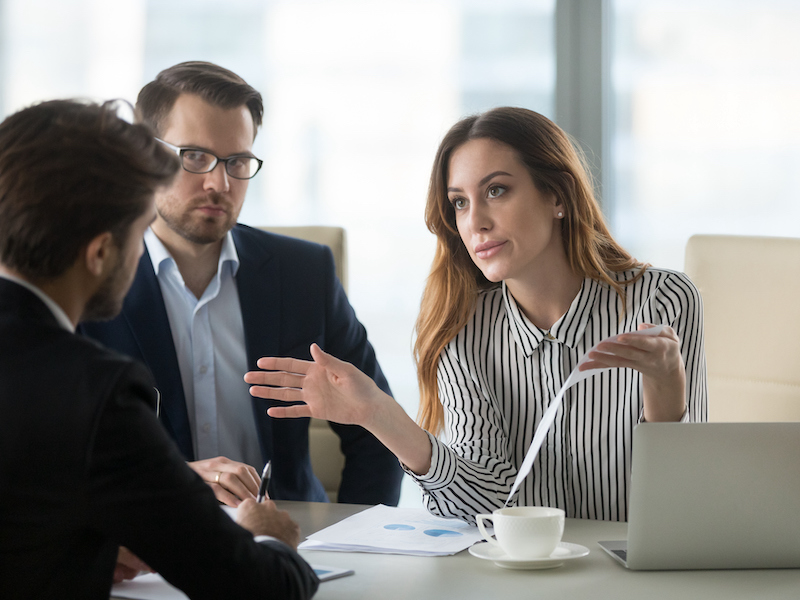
[
  {"x1": 113, "y1": 564, "x2": 139, "y2": 584},
  {"x1": 229, "y1": 463, "x2": 261, "y2": 495},
  {"x1": 210, "y1": 482, "x2": 243, "y2": 507},
  {"x1": 114, "y1": 547, "x2": 151, "y2": 583},
  {"x1": 189, "y1": 457, "x2": 261, "y2": 505},
  {"x1": 117, "y1": 547, "x2": 151, "y2": 573},
  {"x1": 211, "y1": 472, "x2": 256, "y2": 506},
  {"x1": 216, "y1": 470, "x2": 258, "y2": 499}
]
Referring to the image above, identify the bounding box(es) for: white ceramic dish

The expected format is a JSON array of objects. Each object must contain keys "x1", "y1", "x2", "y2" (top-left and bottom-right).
[{"x1": 469, "y1": 541, "x2": 589, "y2": 570}]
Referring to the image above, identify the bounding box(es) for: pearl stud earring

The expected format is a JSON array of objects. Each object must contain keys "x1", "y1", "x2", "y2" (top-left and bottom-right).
[{"x1": 557, "y1": 211, "x2": 563, "y2": 218}]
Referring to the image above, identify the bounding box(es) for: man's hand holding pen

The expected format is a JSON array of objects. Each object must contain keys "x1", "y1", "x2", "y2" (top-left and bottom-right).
[
  {"x1": 187, "y1": 456, "x2": 261, "y2": 507},
  {"x1": 114, "y1": 458, "x2": 295, "y2": 585},
  {"x1": 237, "y1": 499, "x2": 301, "y2": 549},
  {"x1": 236, "y1": 460, "x2": 301, "y2": 548}
]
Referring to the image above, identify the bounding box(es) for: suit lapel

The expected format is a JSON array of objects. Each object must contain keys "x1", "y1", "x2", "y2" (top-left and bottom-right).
[
  {"x1": 122, "y1": 251, "x2": 195, "y2": 459},
  {"x1": 232, "y1": 226, "x2": 281, "y2": 459},
  {"x1": 233, "y1": 226, "x2": 282, "y2": 368}
]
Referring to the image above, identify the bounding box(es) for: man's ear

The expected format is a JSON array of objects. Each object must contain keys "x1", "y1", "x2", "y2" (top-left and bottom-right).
[{"x1": 83, "y1": 232, "x2": 115, "y2": 277}]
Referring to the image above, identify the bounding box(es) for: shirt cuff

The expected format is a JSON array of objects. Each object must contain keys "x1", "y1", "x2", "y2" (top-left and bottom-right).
[
  {"x1": 638, "y1": 405, "x2": 691, "y2": 424},
  {"x1": 254, "y1": 535, "x2": 279, "y2": 544},
  {"x1": 399, "y1": 430, "x2": 456, "y2": 491}
]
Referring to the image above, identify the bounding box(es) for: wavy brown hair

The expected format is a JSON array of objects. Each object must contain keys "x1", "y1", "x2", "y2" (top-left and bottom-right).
[{"x1": 413, "y1": 107, "x2": 645, "y2": 435}]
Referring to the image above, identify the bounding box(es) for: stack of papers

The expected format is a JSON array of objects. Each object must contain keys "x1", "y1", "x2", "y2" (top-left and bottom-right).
[{"x1": 300, "y1": 504, "x2": 485, "y2": 556}]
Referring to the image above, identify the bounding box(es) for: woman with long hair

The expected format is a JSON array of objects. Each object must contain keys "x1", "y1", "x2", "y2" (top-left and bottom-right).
[{"x1": 245, "y1": 107, "x2": 706, "y2": 523}]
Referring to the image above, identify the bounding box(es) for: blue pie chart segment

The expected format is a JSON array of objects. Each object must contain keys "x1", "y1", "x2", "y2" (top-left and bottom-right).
[
  {"x1": 423, "y1": 529, "x2": 463, "y2": 537},
  {"x1": 384, "y1": 524, "x2": 415, "y2": 531}
]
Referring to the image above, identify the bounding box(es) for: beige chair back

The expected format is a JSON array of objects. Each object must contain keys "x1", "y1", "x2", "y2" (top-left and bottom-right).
[
  {"x1": 684, "y1": 234, "x2": 800, "y2": 422},
  {"x1": 258, "y1": 225, "x2": 348, "y2": 501},
  {"x1": 260, "y1": 226, "x2": 348, "y2": 292}
]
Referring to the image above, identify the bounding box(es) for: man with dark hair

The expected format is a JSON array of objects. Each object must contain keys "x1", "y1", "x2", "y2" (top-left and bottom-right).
[
  {"x1": 0, "y1": 99, "x2": 318, "y2": 599},
  {"x1": 81, "y1": 61, "x2": 403, "y2": 505}
]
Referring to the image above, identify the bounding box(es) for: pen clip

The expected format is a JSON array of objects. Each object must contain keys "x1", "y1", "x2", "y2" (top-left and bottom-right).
[{"x1": 154, "y1": 387, "x2": 161, "y2": 418}]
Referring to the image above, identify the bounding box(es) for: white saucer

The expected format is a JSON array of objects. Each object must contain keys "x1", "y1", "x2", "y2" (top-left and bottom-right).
[{"x1": 469, "y1": 541, "x2": 590, "y2": 570}]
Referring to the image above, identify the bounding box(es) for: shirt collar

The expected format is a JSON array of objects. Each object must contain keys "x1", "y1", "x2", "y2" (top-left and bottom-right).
[
  {"x1": 503, "y1": 277, "x2": 601, "y2": 356},
  {"x1": 145, "y1": 227, "x2": 240, "y2": 278},
  {"x1": 0, "y1": 272, "x2": 75, "y2": 332},
  {"x1": 218, "y1": 231, "x2": 241, "y2": 276}
]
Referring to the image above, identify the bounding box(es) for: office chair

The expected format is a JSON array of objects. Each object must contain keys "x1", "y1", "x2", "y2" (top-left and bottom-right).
[{"x1": 684, "y1": 234, "x2": 800, "y2": 422}]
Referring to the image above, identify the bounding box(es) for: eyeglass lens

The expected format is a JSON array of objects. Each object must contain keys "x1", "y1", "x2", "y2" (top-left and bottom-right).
[{"x1": 181, "y1": 149, "x2": 260, "y2": 179}]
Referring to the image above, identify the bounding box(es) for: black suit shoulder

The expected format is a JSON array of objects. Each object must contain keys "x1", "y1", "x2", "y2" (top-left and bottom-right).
[{"x1": 0, "y1": 281, "x2": 318, "y2": 600}]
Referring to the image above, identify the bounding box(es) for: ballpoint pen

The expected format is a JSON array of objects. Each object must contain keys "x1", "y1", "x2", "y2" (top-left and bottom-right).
[{"x1": 256, "y1": 460, "x2": 272, "y2": 503}]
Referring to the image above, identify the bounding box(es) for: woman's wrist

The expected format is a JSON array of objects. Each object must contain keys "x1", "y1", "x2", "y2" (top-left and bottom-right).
[
  {"x1": 364, "y1": 394, "x2": 433, "y2": 475},
  {"x1": 642, "y1": 368, "x2": 686, "y2": 422},
  {"x1": 360, "y1": 387, "x2": 397, "y2": 431}
]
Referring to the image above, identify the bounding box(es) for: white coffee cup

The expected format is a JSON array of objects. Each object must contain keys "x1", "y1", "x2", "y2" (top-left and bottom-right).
[{"x1": 475, "y1": 506, "x2": 565, "y2": 559}]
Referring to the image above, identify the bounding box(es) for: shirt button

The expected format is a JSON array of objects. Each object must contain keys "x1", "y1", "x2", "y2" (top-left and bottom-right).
[
  {"x1": 546, "y1": 333, "x2": 556, "y2": 341},
  {"x1": 199, "y1": 365, "x2": 208, "y2": 374},
  {"x1": 202, "y1": 423, "x2": 211, "y2": 433}
]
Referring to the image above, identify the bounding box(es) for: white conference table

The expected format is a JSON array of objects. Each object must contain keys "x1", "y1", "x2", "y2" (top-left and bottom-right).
[
  {"x1": 112, "y1": 500, "x2": 800, "y2": 600},
  {"x1": 285, "y1": 501, "x2": 800, "y2": 600}
]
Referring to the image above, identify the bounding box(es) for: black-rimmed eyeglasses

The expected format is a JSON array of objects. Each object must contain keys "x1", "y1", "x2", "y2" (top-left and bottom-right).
[{"x1": 156, "y1": 138, "x2": 263, "y2": 180}]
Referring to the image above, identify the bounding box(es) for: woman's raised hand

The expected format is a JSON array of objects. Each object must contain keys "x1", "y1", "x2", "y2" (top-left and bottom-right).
[
  {"x1": 244, "y1": 343, "x2": 389, "y2": 427},
  {"x1": 579, "y1": 323, "x2": 686, "y2": 421}
]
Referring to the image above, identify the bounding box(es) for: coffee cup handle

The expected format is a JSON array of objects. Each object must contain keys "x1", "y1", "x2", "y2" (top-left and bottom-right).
[{"x1": 475, "y1": 514, "x2": 501, "y2": 548}]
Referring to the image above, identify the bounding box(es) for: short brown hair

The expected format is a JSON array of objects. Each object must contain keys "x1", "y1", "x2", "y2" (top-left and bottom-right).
[
  {"x1": 136, "y1": 61, "x2": 263, "y2": 136},
  {"x1": 0, "y1": 99, "x2": 179, "y2": 280}
]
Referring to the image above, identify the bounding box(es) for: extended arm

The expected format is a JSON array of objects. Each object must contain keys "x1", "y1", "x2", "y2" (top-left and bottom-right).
[
  {"x1": 246, "y1": 343, "x2": 517, "y2": 523},
  {"x1": 319, "y1": 255, "x2": 404, "y2": 504},
  {"x1": 246, "y1": 344, "x2": 433, "y2": 477}
]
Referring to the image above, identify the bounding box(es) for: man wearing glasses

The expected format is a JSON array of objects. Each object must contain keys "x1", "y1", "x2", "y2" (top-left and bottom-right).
[{"x1": 81, "y1": 62, "x2": 402, "y2": 508}]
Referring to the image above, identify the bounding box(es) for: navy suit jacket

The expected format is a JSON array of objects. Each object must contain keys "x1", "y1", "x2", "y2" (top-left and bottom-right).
[
  {"x1": 81, "y1": 224, "x2": 402, "y2": 504},
  {"x1": 0, "y1": 278, "x2": 318, "y2": 600}
]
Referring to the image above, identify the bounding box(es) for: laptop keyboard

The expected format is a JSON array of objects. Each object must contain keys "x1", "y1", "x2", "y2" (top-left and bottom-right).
[{"x1": 612, "y1": 549, "x2": 628, "y2": 561}]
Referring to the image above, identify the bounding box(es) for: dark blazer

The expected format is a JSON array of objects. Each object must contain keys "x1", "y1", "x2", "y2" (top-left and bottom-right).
[
  {"x1": 80, "y1": 224, "x2": 402, "y2": 504},
  {"x1": 0, "y1": 278, "x2": 318, "y2": 600}
]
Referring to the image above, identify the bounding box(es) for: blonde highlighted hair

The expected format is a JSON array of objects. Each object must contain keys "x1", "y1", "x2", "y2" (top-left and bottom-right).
[{"x1": 413, "y1": 107, "x2": 645, "y2": 435}]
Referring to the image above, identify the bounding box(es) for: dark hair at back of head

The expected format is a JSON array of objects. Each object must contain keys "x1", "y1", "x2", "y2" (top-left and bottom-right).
[
  {"x1": 136, "y1": 61, "x2": 263, "y2": 136},
  {"x1": 0, "y1": 99, "x2": 179, "y2": 280}
]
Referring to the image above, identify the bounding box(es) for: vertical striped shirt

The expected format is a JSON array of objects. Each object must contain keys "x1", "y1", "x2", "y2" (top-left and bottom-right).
[{"x1": 409, "y1": 268, "x2": 707, "y2": 523}]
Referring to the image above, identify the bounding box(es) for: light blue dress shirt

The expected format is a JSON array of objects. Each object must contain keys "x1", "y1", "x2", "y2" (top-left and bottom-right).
[{"x1": 145, "y1": 228, "x2": 262, "y2": 468}]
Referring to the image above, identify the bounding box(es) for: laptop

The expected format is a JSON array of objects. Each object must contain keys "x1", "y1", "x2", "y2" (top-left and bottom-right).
[{"x1": 599, "y1": 422, "x2": 800, "y2": 570}]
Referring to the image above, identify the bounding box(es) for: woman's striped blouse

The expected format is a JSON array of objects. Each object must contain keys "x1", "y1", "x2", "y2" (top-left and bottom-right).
[{"x1": 410, "y1": 268, "x2": 707, "y2": 523}]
